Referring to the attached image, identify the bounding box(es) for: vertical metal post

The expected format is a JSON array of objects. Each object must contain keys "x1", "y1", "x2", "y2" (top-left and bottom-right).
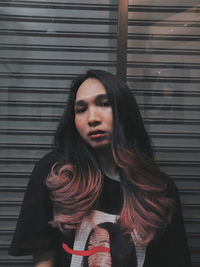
[{"x1": 117, "y1": 0, "x2": 128, "y2": 81}]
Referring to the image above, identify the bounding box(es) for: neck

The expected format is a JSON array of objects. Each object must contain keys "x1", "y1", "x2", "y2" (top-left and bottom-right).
[{"x1": 96, "y1": 147, "x2": 119, "y2": 180}]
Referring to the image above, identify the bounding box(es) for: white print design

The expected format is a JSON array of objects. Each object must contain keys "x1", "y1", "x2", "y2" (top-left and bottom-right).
[
  {"x1": 69, "y1": 210, "x2": 146, "y2": 267},
  {"x1": 70, "y1": 210, "x2": 117, "y2": 267}
]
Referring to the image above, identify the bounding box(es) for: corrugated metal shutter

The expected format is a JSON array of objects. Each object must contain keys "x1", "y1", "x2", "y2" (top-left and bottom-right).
[
  {"x1": 127, "y1": 1, "x2": 200, "y2": 266},
  {"x1": 0, "y1": 0, "x2": 199, "y2": 266},
  {"x1": 0, "y1": 0, "x2": 118, "y2": 265}
]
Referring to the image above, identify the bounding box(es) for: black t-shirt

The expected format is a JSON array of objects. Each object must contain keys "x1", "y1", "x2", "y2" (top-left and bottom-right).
[
  {"x1": 8, "y1": 151, "x2": 131, "y2": 266},
  {"x1": 9, "y1": 151, "x2": 192, "y2": 267}
]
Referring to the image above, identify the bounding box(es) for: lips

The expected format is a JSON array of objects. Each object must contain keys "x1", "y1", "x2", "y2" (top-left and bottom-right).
[
  {"x1": 88, "y1": 130, "x2": 106, "y2": 139},
  {"x1": 88, "y1": 130, "x2": 105, "y2": 136}
]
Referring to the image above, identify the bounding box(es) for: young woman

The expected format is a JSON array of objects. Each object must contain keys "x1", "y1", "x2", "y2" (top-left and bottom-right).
[{"x1": 9, "y1": 69, "x2": 192, "y2": 267}]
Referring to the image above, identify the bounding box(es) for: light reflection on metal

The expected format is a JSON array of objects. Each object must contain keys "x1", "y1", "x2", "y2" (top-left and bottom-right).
[{"x1": 117, "y1": 0, "x2": 128, "y2": 81}]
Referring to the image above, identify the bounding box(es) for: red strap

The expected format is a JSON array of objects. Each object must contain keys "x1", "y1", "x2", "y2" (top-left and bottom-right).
[{"x1": 62, "y1": 242, "x2": 110, "y2": 256}]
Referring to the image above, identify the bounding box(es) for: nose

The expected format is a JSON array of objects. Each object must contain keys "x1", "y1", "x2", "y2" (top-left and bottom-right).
[{"x1": 88, "y1": 107, "x2": 101, "y2": 127}]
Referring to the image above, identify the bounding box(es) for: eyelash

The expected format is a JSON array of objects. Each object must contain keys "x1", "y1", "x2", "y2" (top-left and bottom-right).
[
  {"x1": 75, "y1": 108, "x2": 86, "y2": 114},
  {"x1": 75, "y1": 101, "x2": 111, "y2": 114},
  {"x1": 100, "y1": 101, "x2": 111, "y2": 107}
]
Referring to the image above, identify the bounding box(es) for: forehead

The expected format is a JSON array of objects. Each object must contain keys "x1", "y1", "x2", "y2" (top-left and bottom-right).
[{"x1": 75, "y1": 78, "x2": 107, "y2": 101}]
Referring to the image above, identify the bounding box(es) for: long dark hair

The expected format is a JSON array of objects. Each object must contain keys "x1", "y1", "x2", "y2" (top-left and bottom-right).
[{"x1": 47, "y1": 69, "x2": 174, "y2": 245}]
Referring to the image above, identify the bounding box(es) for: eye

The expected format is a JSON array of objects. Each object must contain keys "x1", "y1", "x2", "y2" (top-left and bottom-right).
[
  {"x1": 99, "y1": 100, "x2": 111, "y2": 107},
  {"x1": 75, "y1": 107, "x2": 86, "y2": 114}
]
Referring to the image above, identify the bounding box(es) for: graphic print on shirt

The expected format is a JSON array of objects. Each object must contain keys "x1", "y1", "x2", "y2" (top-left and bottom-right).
[{"x1": 62, "y1": 210, "x2": 146, "y2": 267}]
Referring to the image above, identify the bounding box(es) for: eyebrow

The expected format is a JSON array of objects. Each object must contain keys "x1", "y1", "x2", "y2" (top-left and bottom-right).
[{"x1": 74, "y1": 93, "x2": 108, "y2": 106}]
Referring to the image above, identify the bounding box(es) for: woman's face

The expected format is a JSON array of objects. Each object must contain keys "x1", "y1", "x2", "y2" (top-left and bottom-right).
[{"x1": 74, "y1": 78, "x2": 113, "y2": 150}]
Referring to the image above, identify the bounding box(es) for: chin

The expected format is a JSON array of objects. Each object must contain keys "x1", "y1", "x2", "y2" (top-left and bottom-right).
[{"x1": 90, "y1": 142, "x2": 111, "y2": 150}]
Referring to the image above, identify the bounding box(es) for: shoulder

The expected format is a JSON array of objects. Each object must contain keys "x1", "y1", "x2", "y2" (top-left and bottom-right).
[
  {"x1": 167, "y1": 177, "x2": 180, "y2": 202},
  {"x1": 161, "y1": 173, "x2": 183, "y2": 225},
  {"x1": 34, "y1": 150, "x2": 64, "y2": 172},
  {"x1": 30, "y1": 150, "x2": 64, "y2": 186},
  {"x1": 37, "y1": 150, "x2": 63, "y2": 166},
  {"x1": 159, "y1": 172, "x2": 179, "y2": 199}
]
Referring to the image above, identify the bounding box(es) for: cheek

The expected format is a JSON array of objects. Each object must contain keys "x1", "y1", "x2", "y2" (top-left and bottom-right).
[
  {"x1": 75, "y1": 117, "x2": 80, "y2": 131},
  {"x1": 75, "y1": 116, "x2": 84, "y2": 135},
  {"x1": 105, "y1": 110, "x2": 113, "y2": 127}
]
